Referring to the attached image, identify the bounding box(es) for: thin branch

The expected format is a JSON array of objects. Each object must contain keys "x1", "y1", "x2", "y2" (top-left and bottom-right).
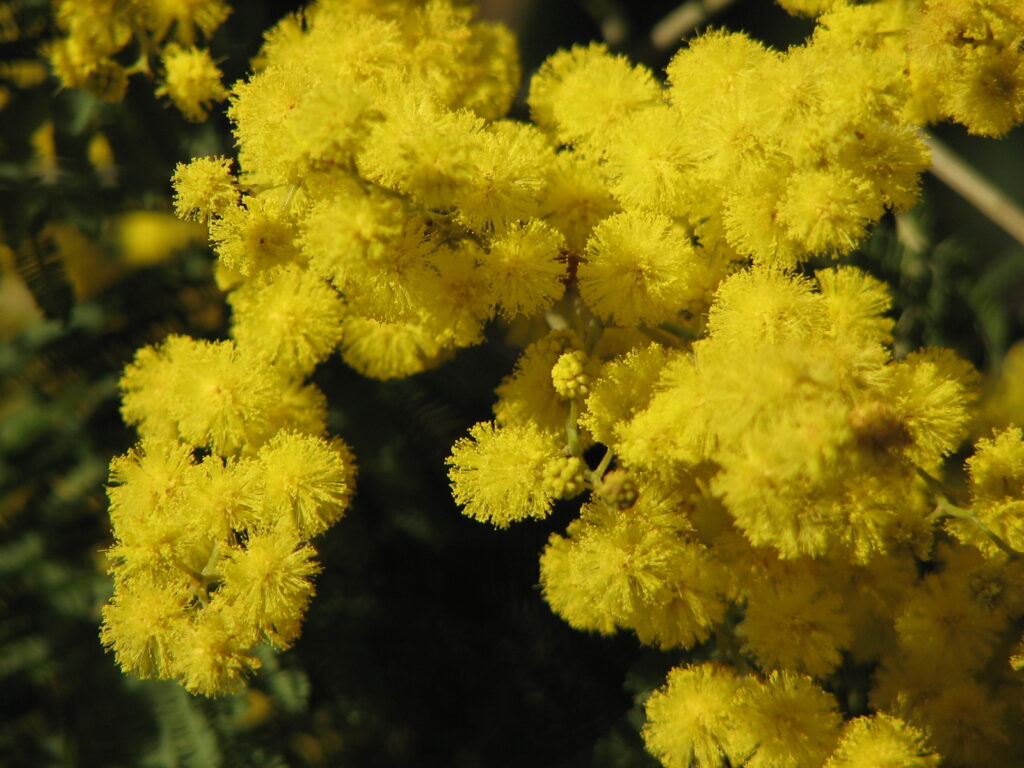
[
  {"x1": 650, "y1": 0, "x2": 739, "y2": 50},
  {"x1": 924, "y1": 132, "x2": 1024, "y2": 248}
]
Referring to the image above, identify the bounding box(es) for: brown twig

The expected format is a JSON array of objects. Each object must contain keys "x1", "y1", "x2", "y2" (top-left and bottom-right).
[
  {"x1": 650, "y1": 0, "x2": 740, "y2": 50},
  {"x1": 924, "y1": 132, "x2": 1024, "y2": 248}
]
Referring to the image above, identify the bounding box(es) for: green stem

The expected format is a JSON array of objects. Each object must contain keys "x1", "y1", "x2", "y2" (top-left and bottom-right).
[
  {"x1": 565, "y1": 397, "x2": 581, "y2": 457},
  {"x1": 638, "y1": 325, "x2": 684, "y2": 347},
  {"x1": 933, "y1": 498, "x2": 1021, "y2": 561},
  {"x1": 280, "y1": 182, "x2": 300, "y2": 213},
  {"x1": 659, "y1": 321, "x2": 697, "y2": 340},
  {"x1": 591, "y1": 446, "x2": 613, "y2": 483}
]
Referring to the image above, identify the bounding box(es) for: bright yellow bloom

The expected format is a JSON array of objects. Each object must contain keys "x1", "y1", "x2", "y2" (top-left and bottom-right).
[
  {"x1": 447, "y1": 420, "x2": 561, "y2": 527},
  {"x1": 156, "y1": 45, "x2": 227, "y2": 122}
]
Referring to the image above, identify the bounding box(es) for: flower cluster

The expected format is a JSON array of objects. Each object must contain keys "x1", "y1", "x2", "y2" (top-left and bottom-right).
[
  {"x1": 102, "y1": 0, "x2": 1024, "y2": 761},
  {"x1": 45, "y1": 0, "x2": 230, "y2": 119},
  {"x1": 102, "y1": 332, "x2": 355, "y2": 695}
]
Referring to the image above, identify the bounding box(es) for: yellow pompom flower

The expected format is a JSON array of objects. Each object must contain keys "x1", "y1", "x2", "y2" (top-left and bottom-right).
[
  {"x1": 120, "y1": 335, "x2": 280, "y2": 454},
  {"x1": 579, "y1": 210, "x2": 698, "y2": 326},
  {"x1": 209, "y1": 198, "x2": 301, "y2": 276},
  {"x1": 478, "y1": 219, "x2": 567, "y2": 319},
  {"x1": 171, "y1": 156, "x2": 238, "y2": 222},
  {"x1": 540, "y1": 499, "x2": 726, "y2": 646},
  {"x1": 450, "y1": 121, "x2": 550, "y2": 231},
  {"x1": 494, "y1": 330, "x2": 581, "y2": 436},
  {"x1": 338, "y1": 314, "x2": 448, "y2": 380},
  {"x1": 252, "y1": 430, "x2": 355, "y2": 538},
  {"x1": 543, "y1": 157, "x2": 618, "y2": 256},
  {"x1": 357, "y1": 96, "x2": 483, "y2": 210},
  {"x1": 642, "y1": 664, "x2": 756, "y2": 768},
  {"x1": 736, "y1": 671, "x2": 841, "y2": 768},
  {"x1": 963, "y1": 429, "x2": 1024, "y2": 557},
  {"x1": 666, "y1": 30, "x2": 778, "y2": 112},
  {"x1": 447, "y1": 420, "x2": 561, "y2": 527},
  {"x1": 174, "y1": 606, "x2": 261, "y2": 696},
  {"x1": 776, "y1": 168, "x2": 883, "y2": 256},
  {"x1": 156, "y1": 45, "x2": 227, "y2": 122},
  {"x1": 100, "y1": 578, "x2": 190, "y2": 679},
  {"x1": 741, "y1": 569, "x2": 853, "y2": 677},
  {"x1": 894, "y1": 570, "x2": 1005, "y2": 673},
  {"x1": 824, "y1": 714, "x2": 939, "y2": 768},
  {"x1": 106, "y1": 437, "x2": 198, "y2": 535},
  {"x1": 141, "y1": 0, "x2": 230, "y2": 46},
  {"x1": 219, "y1": 530, "x2": 321, "y2": 648},
  {"x1": 229, "y1": 267, "x2": 346, "y2": 378},
  {"x1": 705, "y1": 266, "x2": 825, "y2": 352},
  {"x1": 600, "y1": 104, "x2": 697, "y2": 215},
  {"x1": 581, "y1": 343, "x2": 676, "y2": 446},
  {"x1": 528, "y1": 42, "x2": 661, "y2": 147}
]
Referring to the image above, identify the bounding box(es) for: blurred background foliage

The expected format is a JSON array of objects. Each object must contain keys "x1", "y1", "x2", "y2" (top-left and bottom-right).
[{"x1": 1, "y1": 0, "x2": 1022, "y2": 766}]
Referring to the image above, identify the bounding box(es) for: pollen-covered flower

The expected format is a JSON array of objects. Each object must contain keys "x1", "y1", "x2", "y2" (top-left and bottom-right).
[
  {"x1": 824, "y1": 714, "x2": 939, "y2": 768},
  {"x1": 172, "y1": 156, "x2": 238, "y2": 221},
  {"x1": 251, "y1": 430, "x2": 355, "y2": 537},
  {"x1": 219, "y1": 530, "x2": 322, "y2": 647},
  {"x1": 579, "y1": 210, "x2": 698, "y2": 326},
  {"x1": 447, "y1": 420, "x2": 561, "y2": 527},
  {"x1": 156, "y1": 45, "x2": 227, "y2": 122},
  {"x1": 643, "y1": 664, "x2": 756, "y2": 768}
]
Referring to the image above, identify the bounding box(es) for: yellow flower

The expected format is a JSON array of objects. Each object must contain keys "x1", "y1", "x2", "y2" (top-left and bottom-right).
[
  {"x1": 447, "y1": 420, "x2": 560, "y2": 527},
  {"x1": 824, "y1": 714, "x2": 939, "y2": 768},
  {"x1": 171, "y1": 156, "x2": 238, "y2": 221},
  {"x1": 642, "y1": 664, "x2": 756, "y2": 768},
  {"x1": 156, "y1": 45, "x2": 227, "y2": 122}
]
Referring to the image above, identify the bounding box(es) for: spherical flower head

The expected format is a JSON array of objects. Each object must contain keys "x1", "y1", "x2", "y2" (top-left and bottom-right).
[
  {"x1": 894, "y1": 571, "x2": 1004, "y2": 673},
  {"x1": 642, "y1": 664, "x2": 755, "y2": 768},
  {"x1": 776, "y1": 168, "x2": 883, "y2": 257},
  {"x1": 209, "y1": 197, "x2": 301, "y2": 276},
  {"x1": 339, "y1": 314, "x2": 448, "y2": 380},
  {"x1": 581, "y1": 343, "x2": 676, "y2": 447},
  {"x1": 528, "y1": 42, "x2": 661, "y2": 147},
  {"x1": 172, "y1": 156, "x2": 238, "y2": 221},
  {"x1": 446, "y1": 420, "x2": 561, "y2": 527},
  {"x1": 229, "y1": 267, "x2": 346, "y2": 378},
  {"x1": 543, "y1": 500, "x2": 720, "y2": 640},
  {"x1": 46, "y1": 37, "x2": 129, "y2": 101},
  {"x1": 478, "y1": 219, "x2": 567, "y2": 320},
  {"x1": 253, "y1": 431, "x2": 355, "y2": 538},
  {"x1": 736, "y1": 671, "x2": 841, "y2": 768},
  {"x1": 579, "y1": 210, "x2": 698, "y2": 327},
  {"x1": 174, "y1": 606, "x2": 261, "y2": 696},
  {"x1": 541, "y1": 455, "x2": 587, "y2": 499},
  {"x1": 142, "y1": 0, "x2": 230, "y2": 47},
  {"x1": 551, "y1": 349, "x2": 591, "y2": 399},
  {"x1": 740, "y1": 574, "x2": 853, "y2": 677},
  {"x1": 824, "y1": 714, "x2": 939, "y2": 768},
  {"x1": 106, "y1": 437, "x2": 197, "y2": 535},
  {"x1": 450, "y1": 121, "x2": 550, "y2": 232},
  {"x1": 100, "y1": 578, "x2": 189, "y2": 679},
  {"x1": 220, "y1": 530, "x2": 321, "y2": 648},
  {"x1": 156, "y1": 45, "x2": 227, "y2": 122},
  {"x1": 136, "y1": 336, "x2": 279, "y2": 455},
  {"x1": 968, "y1": 427, "x2": 1024, "y2": 505}
]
